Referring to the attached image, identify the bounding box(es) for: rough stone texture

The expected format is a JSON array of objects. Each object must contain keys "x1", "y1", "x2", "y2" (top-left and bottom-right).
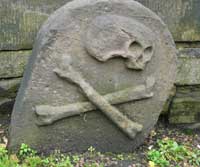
[
  {"x1": 169, "y1": 48, "x2": 200, "y2": 124},
  {"x1": 0, "y1": 78, "x2": 21, "y2": 114},
  {"x1": 0, "y1": 0, "x2": 199, "y2": 50},
  {"x1": 0, "y1": 51, "x2": 31, "y2": 79},
  {"x1": 0, "y1": 50, "x2": 30, "y2": 113},
  {"x1": 0, "y1": 0, "x2": 73, "y2": 50},
  {"x1": 136, "y1": 0, "x2": 200, "y2": 42},
  {"x1": 0, "y1": 49, "x2": 197, "y2": 117},
  {"x1": 161, "y1": 86, "x2": 176, "y2": 115},
  {"x1": 176, "y1": 48, "x2": 200, "y2": 85},
  {"x1": 0, "y1": 49, "x2": 198, "y2": 123},
  {"x1": 169, "y1": 86, "x2": 200, "y2": 124},
  {"x1": 10, "y1": 0, "x2": 177, "y2": 153}
]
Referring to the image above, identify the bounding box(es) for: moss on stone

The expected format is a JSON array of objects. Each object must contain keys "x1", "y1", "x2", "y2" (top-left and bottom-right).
[
  {"x1": 169, "y1": 97, "x2": 200, "y2": 124},
  {"x1": 176, "y1": 49, "x2": 200, "y2": 85},
  {"x1": 0, "y1": 3, "x2": 48, "y2": 50},
  {"x1": 0, "y1": 50, "x2": 31, "y2": 78}
]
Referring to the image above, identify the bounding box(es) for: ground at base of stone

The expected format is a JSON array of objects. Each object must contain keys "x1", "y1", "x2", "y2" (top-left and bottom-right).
[{"x1": 0, "y1": 114, "x2": 200, "y2": 167}]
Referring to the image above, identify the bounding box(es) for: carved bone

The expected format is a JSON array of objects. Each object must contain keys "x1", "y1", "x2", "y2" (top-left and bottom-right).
[{"x1": 36, "y1": 78, "x2": 154, "y2": 125}]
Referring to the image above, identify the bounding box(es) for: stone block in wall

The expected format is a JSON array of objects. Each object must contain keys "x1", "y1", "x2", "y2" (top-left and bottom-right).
[
  {"x1": 136, "y1": 0, "x2": 200, "y2": 42},
  {"x1": 169, "y1": 86, "x2": 200, "y2": 124},
  {"x1": 176, "y1": 48, "x2": 200, "y2": 85},
  {"x1": 0, "y1": 50, "x2": 31, "y2": 79},
  {"x1": 0, "y1": 78, "x2": 21, "y2": 114},
  {"x1": 169, "y1": 48, "x2": 200, "y2": 124},
  {"x1": 0, "y1": 0, "x2": 200, "y2": 50},
  {"x1": 0, "y1": 0, "x2": 73, "y2": 50}
]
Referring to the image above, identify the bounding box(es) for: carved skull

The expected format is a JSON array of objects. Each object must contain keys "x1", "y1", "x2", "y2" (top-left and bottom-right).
[{"x1": 84, "y1": 15, "x2": 155, "y2": 70}]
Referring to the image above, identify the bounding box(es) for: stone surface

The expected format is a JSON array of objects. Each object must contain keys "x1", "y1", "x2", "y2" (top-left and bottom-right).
[
  {"x1": 0, "y1": 49, "x2": 198, "y2": 116},
  {"x1": 169, "y1": 86, "x2": 200, "y2": 124},
  {"x1": 1, "y1": 49, "x2": 197, "y2": 124},
  {"x1": 0, "y1": 51, "x2": 31, "y2": 79},
  {"x1": 161, "y1": 86, "x2": 176, "y2": 115},
  {"x1": 9, "y1": 0, "x2": 177, "y2": 153},
  {"x1": 0, "y1": 0, "x2": 72, "y2": 50},
  {"x1": 0, "y1": 78, "x2": 21, "y2": 114},
  {"x1": 0, "y1": 98, "x2": 15, "y2": 114},
  {"x1": 0, "y1": 78, "x2": 21, "y2": 99},
  {"x1": 0, "y1": 0, "x2": 200, "y2": 50},
  {"x1": 136, "y1": 0, "x2": 200, "y2": 42},
  {"x1": 176, "y1": 48, "x2": 200, "y2": 85},
  {"x1": 169, "y1": 48, "x2": 200, "y2": 124}
]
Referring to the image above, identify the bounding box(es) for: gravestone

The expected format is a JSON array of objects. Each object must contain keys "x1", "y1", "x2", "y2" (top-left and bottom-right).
[{"x1": 9, "y1": 0, "x2": 177, "y2": 153}]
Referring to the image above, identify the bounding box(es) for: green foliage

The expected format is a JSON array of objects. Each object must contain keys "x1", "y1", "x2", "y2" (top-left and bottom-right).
[
  {"x1": 116, "y1": 154, "x2": 124, "y2": 161},
  {"x1": 1, "y1": 141, "x2": 199, "y2": 167},
  {"x1": 148, "y1": 150, "x2": 169, "y2": 167},
  {"x1": 18, "y1": 143, "x2": 37, "y2": 159},
  {"x1": 0, "y1": 144, "x2": 106, "y2": 167},
  {"x1": 0, "y1": 147, "x2": 18, "y2": 167},
  {"x1": 0, "y1": 146, "x2": 8, "y2": 158},
  {"x1": 88, "y1": 146, "x2": 95, "y2": 154},
  {"x1": 0, "y1": 157, "x2": 18, "y2": 167},
  {"x1": 147, "y1": 138, "x2": 200, "y2": 167},
  {"x1": 72, "y1": 155, "x2": 80, "y2": 164},
  {"x1": 22, "y1": 156, "x2": 43, "y2": 167}
]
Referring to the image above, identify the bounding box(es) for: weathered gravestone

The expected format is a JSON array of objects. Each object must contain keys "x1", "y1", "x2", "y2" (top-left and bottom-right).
[{"x1": 9, "y1": 0, "x2": 177, "y2": 153}]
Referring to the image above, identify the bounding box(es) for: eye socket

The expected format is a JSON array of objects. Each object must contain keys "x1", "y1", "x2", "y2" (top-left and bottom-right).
[
  {"x1": 128, "y1": 41, "x2": 143, "y2": 53},
  {"x1": 144, "y1": 46, "x2": 153, "y2": 58}
]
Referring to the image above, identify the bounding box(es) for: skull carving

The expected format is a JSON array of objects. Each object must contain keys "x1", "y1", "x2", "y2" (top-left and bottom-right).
[{"x1": 83, "y1": 15, "x2": 155, "y2": 70}]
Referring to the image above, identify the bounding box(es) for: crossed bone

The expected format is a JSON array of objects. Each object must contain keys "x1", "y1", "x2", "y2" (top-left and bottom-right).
[{"x1": 35, "y1": 55, "x2": 155, "y2": 139}]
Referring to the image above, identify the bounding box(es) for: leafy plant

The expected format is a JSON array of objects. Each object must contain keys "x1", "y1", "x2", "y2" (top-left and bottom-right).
[
  {"x1": 0, "y1": 146, "x2": 7, "y2": 159},
  {"x1": 148, "y1": 149, "x2": 169, "y2": 167},
  {"x1": 0, "y1": 140, "x2": 199, "y2": 167},
  {"x1": 147, "y1": 138, "x2": 200, "y2": 167},
  {"x1": 88, "y1": 146, "x2": 96, "y2": 154},
  {"x1": 116, "y1": 154, "x2": 124, "y2": 161},
  {"x1": 18, "y1": 143, "x2": 37, "y2": 159},
  {"x1": 58, "y1": 156, "x2": 73, "y2": 167},
  {"x1": 22, "y1": 156, "x2": 43, "y2": 167},
  {"x1": 0, "y1": 157, "x2": 19, "y2": 167},
  {"x1": 0, "y1": 146, "x2": 18, "y2": 167},
  {"x1": 72, "y1": 155, "x2": 80, "y2": 164}
]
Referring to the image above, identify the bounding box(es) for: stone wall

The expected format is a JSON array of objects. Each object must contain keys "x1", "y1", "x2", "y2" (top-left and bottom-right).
[
  {"x1": 170, "y1": 49, "x2": 200, "y2": 124},
  {"x1": 0, "y1": 0, "x2": 200, "y2": 124}
]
